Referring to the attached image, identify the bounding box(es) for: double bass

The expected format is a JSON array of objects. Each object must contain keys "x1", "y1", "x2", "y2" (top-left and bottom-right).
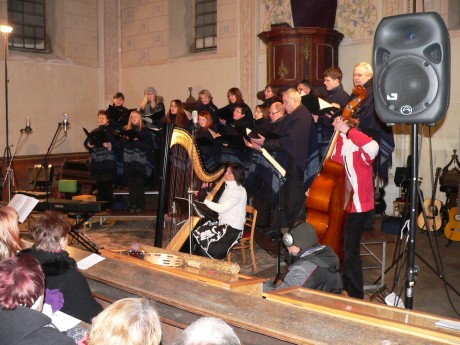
[{"x1": 306, "y1": 86, "x2": 367, "y2": 260}]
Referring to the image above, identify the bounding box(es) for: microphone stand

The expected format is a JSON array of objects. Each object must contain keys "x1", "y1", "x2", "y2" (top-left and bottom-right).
[
  {"x1": 1, "y1": 128, "x2": 31, "y2": 201},
  {"x1": 273, "y1": 172, "x2": 286, "y2": 284},
  {"x1": 38, "y1": 121, "x2": 65, "y2": 206}
]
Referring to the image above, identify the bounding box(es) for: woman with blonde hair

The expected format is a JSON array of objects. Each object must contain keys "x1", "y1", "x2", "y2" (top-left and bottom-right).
[
  {"x1": 0, "y1": 206, "x2": 22, "y2": 261},
  {"x1": 197, "y1": 89, "x2": 221, "y2": 132},
  {"x1": 140, "y1": 86, "x2": 165, "y2": 129},
  {"x1": 121, "y1": 110, "x2": 154, "y2": 212},
  {"x1": 86, "y1": 298, "x2": 162, "y2": 345}
]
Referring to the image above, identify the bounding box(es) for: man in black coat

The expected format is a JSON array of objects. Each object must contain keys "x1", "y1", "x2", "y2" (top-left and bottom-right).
[
  {"x1": 315, "y1": 66, "x2": 351, "y2": 160},
  {"x1": 251, "y1": 89, "x2": 316, "y2": 230}
]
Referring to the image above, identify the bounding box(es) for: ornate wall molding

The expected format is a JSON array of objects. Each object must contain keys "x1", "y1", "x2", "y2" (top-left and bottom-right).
[
  {"x1": 336, "y1": 0, "x2": 379, "y2": 40},
  {"x1": 260, "y1": 0, "x2": 293, "y2": 31}
]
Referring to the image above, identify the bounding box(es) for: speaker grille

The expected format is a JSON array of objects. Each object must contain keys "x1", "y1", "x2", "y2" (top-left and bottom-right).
[{"x1": 377, "y1": 55, "x2": 438, "y2": 116}]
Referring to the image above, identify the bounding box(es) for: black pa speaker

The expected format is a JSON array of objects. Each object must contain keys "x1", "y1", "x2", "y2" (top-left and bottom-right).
[{"x1": 373, "y1": 12, "x2": 450, "y2": 125}]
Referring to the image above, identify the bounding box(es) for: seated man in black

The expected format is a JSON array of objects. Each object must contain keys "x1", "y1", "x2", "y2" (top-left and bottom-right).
[{"x1": 264, "y1": 222, "x2": 342, "y2": 294}]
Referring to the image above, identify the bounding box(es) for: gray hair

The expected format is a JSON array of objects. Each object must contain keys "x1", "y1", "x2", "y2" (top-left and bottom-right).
[
  {"x1": 175, "y1": 317, "x2": 240, "y2": 345},
  {"x1": 144, "y1": 86, "x2": 157, "y2": 95},
  {"x1": 354, "y1": 62, "x2": 374, "y2": 77}
]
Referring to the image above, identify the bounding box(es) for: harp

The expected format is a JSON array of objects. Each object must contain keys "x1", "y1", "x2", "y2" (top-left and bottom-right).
[{"x1": 155, "y1": 124, "x2": 226, "y2": 249}]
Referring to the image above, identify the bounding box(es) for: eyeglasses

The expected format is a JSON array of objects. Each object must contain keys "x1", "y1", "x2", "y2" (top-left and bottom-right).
[{"x1": 234, "y1": 110, "x2": 242, "y2": 114}]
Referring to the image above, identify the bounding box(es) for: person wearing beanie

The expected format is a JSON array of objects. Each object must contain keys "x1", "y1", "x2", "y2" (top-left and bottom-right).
[
  {"x1": 263, "y1": 222, "x2": 342, "y2": 294},
  {"x1": 140, "y1": 86, "x2": 165, "y2": 129},
  {"x1": 139, "y1": 86, "x2": 165, "y2": 188}
]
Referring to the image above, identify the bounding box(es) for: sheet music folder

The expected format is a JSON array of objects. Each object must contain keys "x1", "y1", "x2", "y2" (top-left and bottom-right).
[
  {"x1": 83, "y1": 128, "x2": 109, "y2": 146},
  {"x1": 120, "y1": 129, "x2": 140, "y2": 141},
  {"x1": 174, "y1": 197, "x2": 219, "y2": 222},
  {"x1": 246, "y1": 129, "x2": 286, "y2": 177}
]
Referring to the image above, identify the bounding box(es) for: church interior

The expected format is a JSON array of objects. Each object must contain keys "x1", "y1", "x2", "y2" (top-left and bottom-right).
[{"x1": 1, "y1": 1, "x2": 460, "y2": 344}]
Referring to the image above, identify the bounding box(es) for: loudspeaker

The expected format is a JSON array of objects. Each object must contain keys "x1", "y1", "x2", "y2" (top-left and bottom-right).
[{"x1": 373, "y1": 12, "x2": 450, "y2": 125}]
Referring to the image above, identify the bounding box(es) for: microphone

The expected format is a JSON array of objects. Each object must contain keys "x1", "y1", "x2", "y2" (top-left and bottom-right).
[
  {"x1": 192, "y1": 110, "x2": 198, "y2": 128},
  {"x1": 21, "y1": 116, "x2": 32, "y2": 134},
  {"x1": 62, "y1": 113, "x2": 69, "y2": 132}
]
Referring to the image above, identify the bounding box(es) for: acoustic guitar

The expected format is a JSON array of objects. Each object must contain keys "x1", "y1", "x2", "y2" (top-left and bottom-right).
[
  {"x1": 417, "y1": 167, "x2": 443, "y2": 232},
  {"x1": 444, "y1": 183, "x2": 460, "y2": 242}
]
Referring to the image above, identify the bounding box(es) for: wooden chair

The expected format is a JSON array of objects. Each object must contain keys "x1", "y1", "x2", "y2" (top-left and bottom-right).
[{"x1": 228, "y1": 205, "x2": 258, "y2": 272}]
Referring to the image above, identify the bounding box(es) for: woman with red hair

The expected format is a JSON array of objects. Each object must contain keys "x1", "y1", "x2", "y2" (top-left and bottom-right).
[
  {"x1": 0, "y1": 254, "x2": 74, "y2": 344},
  {"x1": 196, "y1": 111, "x2": 221, "y2": 169}
]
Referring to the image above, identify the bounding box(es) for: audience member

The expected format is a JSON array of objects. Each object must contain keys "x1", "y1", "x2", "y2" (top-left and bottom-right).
[
  {"x1": 18, "y1": 211, "x2": 103, "y2": 323},
  {"x1": 174, "y1": 317, "x2": 240, "y2": 345},
  {"x1": 84, "y1": 110, "x2": 121, "y2": 204},
  {"x1": 85, "y1": 298, "x2": 161, "y2": 345},
  {"x1": 0, "y1": 254, "x2": 74, "y2": 344},
  {"x1": 263, "y1": 222, "x2": 342, "y2": 294},
  {"x1": 193, "y1": 163, "x2": 247, "y2": 259},
  {"x1": 0, "y1": 206, "x2": 22, "y2": 261},
  {"x1": 121, "y1": 110, "x2": 154, "y2": 213}
]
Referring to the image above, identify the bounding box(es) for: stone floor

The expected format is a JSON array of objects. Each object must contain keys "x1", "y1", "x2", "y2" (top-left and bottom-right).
[{"x1": 20, "y1": 212, "x2": 460, "y2": 320}]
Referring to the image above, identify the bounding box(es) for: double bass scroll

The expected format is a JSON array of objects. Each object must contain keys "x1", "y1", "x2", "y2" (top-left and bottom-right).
[{"x1": 306, "y1": 86, "x2": 367, "y2": 260}]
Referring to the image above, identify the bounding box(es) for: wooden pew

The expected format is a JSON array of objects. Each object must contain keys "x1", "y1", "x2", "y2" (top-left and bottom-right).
[{"x1": 67, "y1": 245, "x2": 460, "y2": 345}]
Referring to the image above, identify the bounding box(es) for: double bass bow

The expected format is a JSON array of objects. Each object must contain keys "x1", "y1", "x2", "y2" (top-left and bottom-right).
[{"x1": 306, "y1": 86, "x2": 367, "y2": 260}]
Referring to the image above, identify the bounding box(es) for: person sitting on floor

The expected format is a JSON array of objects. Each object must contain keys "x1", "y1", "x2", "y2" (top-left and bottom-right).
[
  {"x1": 174, "y1": 316, "x2": 240, "y2": 345},
  {"x1": 83, "y1": 298, "x2": 162, "y2": 345},
  {"x1": 18, "y1": 210, "x2": 103, "y2": 323},
  {"x1": 263, "y1": 222, "x2": 342, "y2": 294},
  {"x1": 0, "y1": 254, "x2": 74, "y2": 345}
]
